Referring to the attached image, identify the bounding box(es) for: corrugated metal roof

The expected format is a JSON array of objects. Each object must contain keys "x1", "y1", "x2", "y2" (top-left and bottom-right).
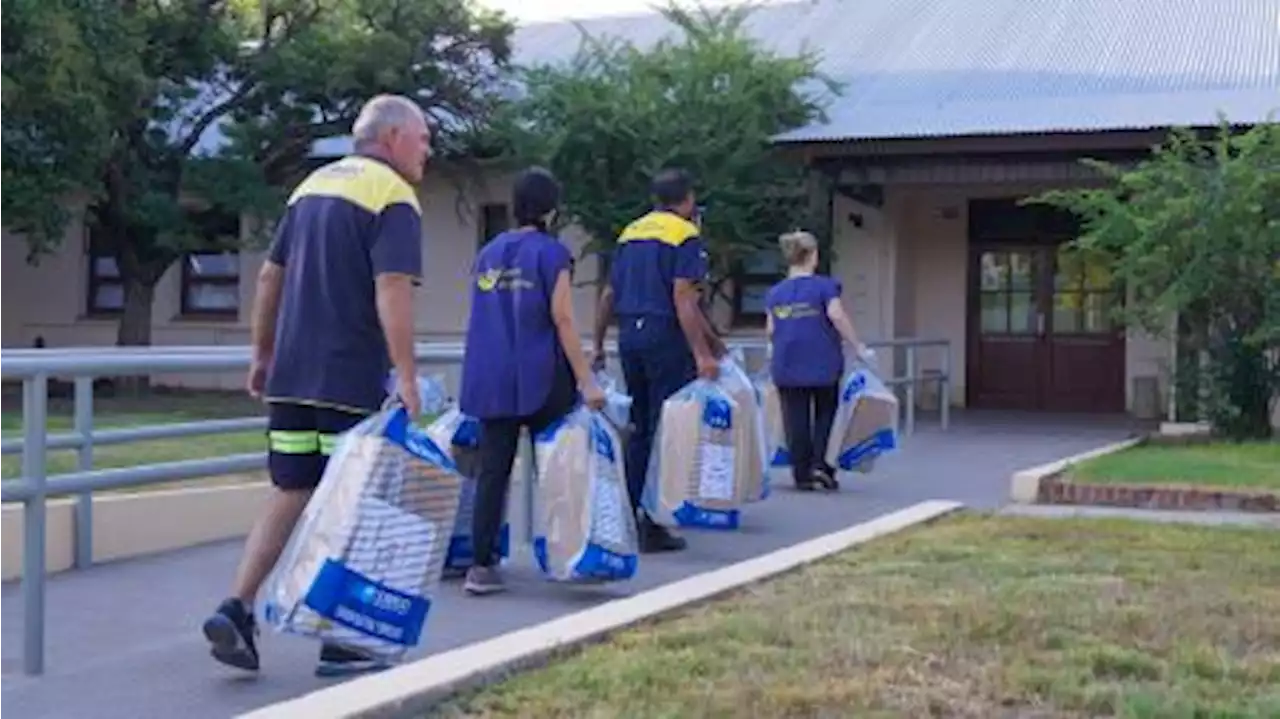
[{"x1": 512, "y1": 0, "x2": 1280, "y2": 142}]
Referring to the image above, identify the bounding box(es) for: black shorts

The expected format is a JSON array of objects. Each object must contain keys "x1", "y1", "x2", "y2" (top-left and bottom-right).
[{"x1": 266, "y1": 402, "x2": 367, "y2": 491}]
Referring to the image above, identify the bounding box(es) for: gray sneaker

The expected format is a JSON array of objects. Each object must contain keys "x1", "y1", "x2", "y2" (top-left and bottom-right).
[{"x1": 463, "y1": 565, "x2": 505, "y2": 596}]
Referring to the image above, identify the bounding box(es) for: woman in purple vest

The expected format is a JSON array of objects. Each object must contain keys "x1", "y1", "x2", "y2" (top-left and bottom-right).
[
  {"x1": 459, "y1": 167, "x2": 606, "y2": 595},
  {"x1": 764, "y1": 230, "x2": 867, "y2": 491}
]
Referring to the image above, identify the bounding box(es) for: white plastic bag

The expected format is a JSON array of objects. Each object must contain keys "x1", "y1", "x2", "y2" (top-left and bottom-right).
[
  {"x1": 262, "y1": 405, "x2": 462, "y2": 661},
  {"x1": 719, "y1": 357, "x2": 770, "y2": 502},
  {"x1": 425, "y1": 407, "x2": 509, "y2": 572},
  {"x1": 754, "y1": 372, "x2": 790, "y2": 469},
  {"x1": 595, "y1": 371, "x2": 633, "y2": 432},
  {"x1": 824, "y1": 364, "x2": 899, "y2": 473},
  {"x1": 642, "y1": 356, "x2": 767, "y2": 530},
  {"x1": 385, "y1": 371, "x2": 450, "y2": 418},
  {"x1": 532, "y1": 407, "x2": 639, "y2": 583}
]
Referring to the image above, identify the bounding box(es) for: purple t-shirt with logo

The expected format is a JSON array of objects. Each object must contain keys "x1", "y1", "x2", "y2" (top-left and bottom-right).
[
  {"x1": 460, "y1": 229, "x2": 572, "y2": 419},
  {"x1": 766, "y1": 275, "x2": 844, "y2": 388}
]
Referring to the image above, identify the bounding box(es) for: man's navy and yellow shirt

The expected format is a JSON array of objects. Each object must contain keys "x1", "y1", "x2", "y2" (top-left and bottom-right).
[
  {"x1": 609, "y1": 210, "x2": 708, "y2": 321},
  {"x1": 264, "y1": 155, "x2": 423, "y2": 414}
]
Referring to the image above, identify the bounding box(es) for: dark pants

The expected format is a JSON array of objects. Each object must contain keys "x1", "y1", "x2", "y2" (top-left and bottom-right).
[
  {"x1": 472, "y1": 364, "x2": 577, "y2": 568},
  {"x1": 778, "y1": 384, "x2": 839, "y2": 485},
  {"x1": 618, "y1": 316, "x2": 697, "y2": 512}
]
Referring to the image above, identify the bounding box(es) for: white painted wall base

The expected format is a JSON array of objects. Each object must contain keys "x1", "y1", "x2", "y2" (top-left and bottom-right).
[{"x1": 1, "y1": 477, "x2": 268, "y2": 580}]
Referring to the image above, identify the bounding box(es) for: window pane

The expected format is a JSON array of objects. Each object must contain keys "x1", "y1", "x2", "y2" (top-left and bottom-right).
[
  {"x1": 1083, "y1": 292, "x2": 1113, "y2": 332},
  {"x1": 479, "y1": 204, "x2": 510, "y2": 247},
  {"x1": 1010, "y1": 291, "x2": 1036, "y2": 333},
  {"x1": 92, "y1": 284, "x2": 124, "y2": 311},
  {"x1": 1054, "y1": 249, "x2": 1084, "y2": 290},
  {"x1": 1083, "y1": 257, "x2": 1113, "y2": 290},
  {"x1": 738, "y1": 283, "x2": 770, "y2": 315},
  {"x1": 93, "y1": 256, "x2": 120, "y2": 279},
  {"x1": 187, "y1": 253, "x2": 239, "y2": 278},
  {"x1": 186, "y1": 283, "x2": 239, "y2": 312},
  {"x1": 979, "y1": 292, "x2": 1008, "y2": 333},
  {"x1": 979, "y1": 252, "x2": 1007, "y2": 291},
  {"x1": 741, "y1": 247, "x2": 781, "y2": 275},
  {"x1": 1053, "y1": 291, "x2": 1082, "y2": 333},
  {"x1": 1009, "y1": 252, "x2": 1034, "y2": 290}
]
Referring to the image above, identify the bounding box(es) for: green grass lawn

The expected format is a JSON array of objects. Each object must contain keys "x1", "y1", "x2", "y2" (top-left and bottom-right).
[
  {"x1": 1, "y1": 391, "x2": 266, "y2": 485},
  {"x1": 1071, "y1": 441, "x2": 1280, "y2": 491},
  {"x1": 435, "y1": 514, "x2": 1280, "y2": 719}
]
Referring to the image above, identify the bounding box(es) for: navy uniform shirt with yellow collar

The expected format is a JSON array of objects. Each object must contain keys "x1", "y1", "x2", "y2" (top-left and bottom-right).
[
  {"x1": 264, "y1": 154, "x2": 423, "y2": 414},
  {"x1": 610, "y1": 209, "x2": 708, "y2": 349},
  {"x1": 460, "y1": 228, "x2": 574, "y2": 420}
]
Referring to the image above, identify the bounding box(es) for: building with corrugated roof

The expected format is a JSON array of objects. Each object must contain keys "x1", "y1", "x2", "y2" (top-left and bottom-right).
[{"x1": 5, "y1": 0, "x2": 1277, "y2": 416}]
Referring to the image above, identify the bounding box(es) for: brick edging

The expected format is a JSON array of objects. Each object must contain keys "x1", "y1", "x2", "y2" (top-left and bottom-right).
[{"x1": 1038, "y1": 475, "x2": 1279, "y2": 513}]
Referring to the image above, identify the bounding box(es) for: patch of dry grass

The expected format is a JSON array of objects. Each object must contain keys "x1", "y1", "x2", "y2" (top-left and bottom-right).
[{"x1": 435, "y1": 514, "x2": 1280, "y2": 719}]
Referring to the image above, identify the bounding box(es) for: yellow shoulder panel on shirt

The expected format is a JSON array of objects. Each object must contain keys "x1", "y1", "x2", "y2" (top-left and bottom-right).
[
  {"x1": 288, "y1": 156, "x2": 422, "y2": 216},
  {"x1": 617, "y1": 211, "x2": 699, "y2": 247}
]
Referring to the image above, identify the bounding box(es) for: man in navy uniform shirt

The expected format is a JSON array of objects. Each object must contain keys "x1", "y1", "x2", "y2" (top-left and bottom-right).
[
  {"x1": 592, "y1": 168, "x2": 723, "y2": 553},
  {"x1": 201, "y1": 95, "x2": 430, "y2": 677}
]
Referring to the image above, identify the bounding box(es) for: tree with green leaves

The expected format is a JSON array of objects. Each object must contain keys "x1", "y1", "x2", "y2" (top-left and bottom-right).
[
  {"x1": 1032, "y1": 121, "x2": 1280, "y2": 439},
  {"x1": 2, "y1": 0, "x2": 514, "y2": 347},
  {"x1": 492, "y1": 3, "x2": 836, "y2": 309}
]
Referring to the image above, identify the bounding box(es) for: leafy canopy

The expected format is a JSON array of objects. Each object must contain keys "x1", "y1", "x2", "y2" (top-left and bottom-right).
[
  {"x1": 1032, "y1": 120, "x2": 1280, "y2": 437},
  {"x1": 493, "y1": 2, "x2": 836, "y2": 282},
  {"x1": 2, "y1": 0, "x2": 514, "y2": 341}
]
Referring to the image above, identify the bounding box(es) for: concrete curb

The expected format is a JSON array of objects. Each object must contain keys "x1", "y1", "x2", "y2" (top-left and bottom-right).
[
  {"x1": 1000, "y1": 503, "x2": 1280, "y2": 528},
  {"x1": 1008, "y1": 438, "x2": 1142, "y2": 504},
  {"x1": 237, "y1": 499, "x2": 964, "y2": 719}
]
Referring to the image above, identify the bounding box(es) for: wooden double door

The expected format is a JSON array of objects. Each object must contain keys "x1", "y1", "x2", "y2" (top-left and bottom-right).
[{"x1": 967, "y1": 241, "x2": 1126, "y2": 412}]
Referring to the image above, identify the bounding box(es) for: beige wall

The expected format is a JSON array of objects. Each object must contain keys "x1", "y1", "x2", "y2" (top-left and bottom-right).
[{"x1": 1, "y1": 171, "x2": 606, "y2": 395}]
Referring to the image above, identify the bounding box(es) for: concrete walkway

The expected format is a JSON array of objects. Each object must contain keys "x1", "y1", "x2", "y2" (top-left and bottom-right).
[{"x1": 1, "y1": 412, "x2": 1131, "y2": 719}]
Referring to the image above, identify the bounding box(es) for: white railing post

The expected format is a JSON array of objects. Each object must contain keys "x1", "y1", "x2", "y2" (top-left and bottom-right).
[
  {"x1": 21, "y1": 374, "x2": 49, "y2": 676},
  {"x1": 74, "y1": 376, "x2": 95, "y2": 569}
]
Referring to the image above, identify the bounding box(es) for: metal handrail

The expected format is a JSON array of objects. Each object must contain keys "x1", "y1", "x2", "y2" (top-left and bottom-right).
[{"x1": 0, "y1": 337, "x2": 951, "y2": 677}]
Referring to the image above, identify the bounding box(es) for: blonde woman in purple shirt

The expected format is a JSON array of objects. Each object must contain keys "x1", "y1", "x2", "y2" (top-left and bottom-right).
[{"x1": 764, "y1": 231, "x2": 867, "y2": 491}]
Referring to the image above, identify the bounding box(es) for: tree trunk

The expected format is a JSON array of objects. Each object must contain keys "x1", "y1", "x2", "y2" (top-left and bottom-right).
[{"x1": 115, "y1": 276, "x2": 157, "y2": 395}]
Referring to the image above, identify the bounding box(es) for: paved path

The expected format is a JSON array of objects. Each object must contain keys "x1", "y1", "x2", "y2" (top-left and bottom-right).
[{"x1": 2, "y1": 412, "x2": 1132, "y2": 719}]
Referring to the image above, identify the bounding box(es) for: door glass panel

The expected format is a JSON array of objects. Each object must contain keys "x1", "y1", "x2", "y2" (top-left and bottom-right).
[
  {"x1": 1054, "y1": 249, "x2": 1084, "y2": 290},
  {"x1": 1083, "y1": 257, "x2": 1113, "y2": 290},
  {"x1": 1083, "y1": 292, "x2": 1112, "y2": 332},
  {"x1": 980, "y1": 292, "x2": 1008, "y2": 333},
  {"x1": 1009, "y1": 291, "x2": 1036, "y2": 333},
  {"x1": 979, "y1": 252, "x2": 1007, "y2": 291},
  {"x1": 1053, "y1": 292, "x2": 1082, "y2": 333},
  {"x1": 1009, "y1": 252, "x2": 1034, "y2": 290}
]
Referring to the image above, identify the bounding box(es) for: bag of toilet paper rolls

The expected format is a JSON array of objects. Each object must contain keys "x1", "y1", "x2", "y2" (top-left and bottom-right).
[
  {"x1": 262, "y1": 404, "x2": 462, "y2": 661},
  {"x1": 824, "y1": 365, "x2": 899, "y2": 473},
  {"x1": 532, "y1": 407, "x2": 639, "y2": 583},
  {"x1": 717, "y1": 358, "x2": 770, "y2": 502},
  {"x1": 643, "y1": 357, "x2": 768, "y2": 530},
  {"x1": 756, "y1": 374, "x2": 790, "y2": 468},
  {"x1": 425, "y1": 407, "x2": 509, "y2": 573}
]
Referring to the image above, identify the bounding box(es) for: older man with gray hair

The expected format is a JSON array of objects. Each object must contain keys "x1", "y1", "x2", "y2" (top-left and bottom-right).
[{"x1": 201, "y1": 94, "x2": 431, "y2": 678}]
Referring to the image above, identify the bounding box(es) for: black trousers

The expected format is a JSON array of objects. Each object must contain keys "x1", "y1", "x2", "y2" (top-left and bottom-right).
[
  {"x1": 778, "y1": 384, "x2": 839, "y2": 485},
  {"x1": 618, "y1": 318, "x2": 697, "y2": 513},
  {"x1": 471, "y1": 363, "x2": 577, "y2": 568}
]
